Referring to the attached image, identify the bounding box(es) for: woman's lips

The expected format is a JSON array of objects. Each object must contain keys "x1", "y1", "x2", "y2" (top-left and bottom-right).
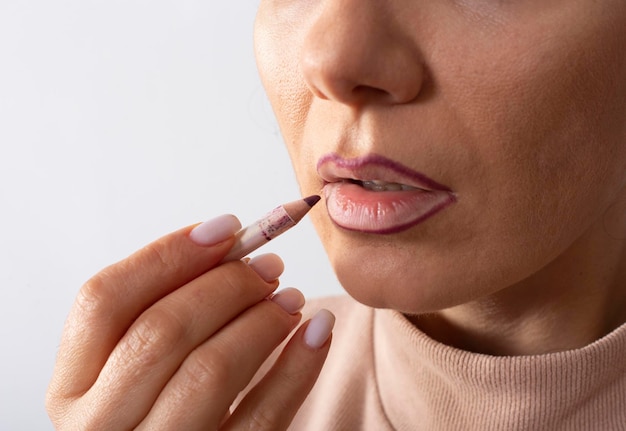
[{"x1": 317, "y1": 153, "x2": 456, "y2": 234}]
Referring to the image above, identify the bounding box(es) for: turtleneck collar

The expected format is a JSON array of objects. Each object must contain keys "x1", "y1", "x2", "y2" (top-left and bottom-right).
[{"x1": 373, "y1": 308, "x2": 626, "y2": 430}]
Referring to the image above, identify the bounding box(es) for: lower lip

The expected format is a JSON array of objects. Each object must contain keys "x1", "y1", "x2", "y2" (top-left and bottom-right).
[{"x1": 323, "y1": 182, "x2": 456, "y2": 234}]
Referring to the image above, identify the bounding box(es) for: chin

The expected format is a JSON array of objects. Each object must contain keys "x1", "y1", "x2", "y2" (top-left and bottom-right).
[{"x1": 325, "y1": 239, "x2": 484, "y2": 314}]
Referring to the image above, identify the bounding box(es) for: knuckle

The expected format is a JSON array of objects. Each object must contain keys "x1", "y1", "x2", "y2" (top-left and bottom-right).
[
  {"x1": 76, "y1": 271, "x2": 118, "y2": 318},
  {"x1": 45, "y1": 390, "x2": 77, "y2": 431},
  {"x1": 247, "y1": 408, "x2": 278, "y2": 431},
  {"x1": 218, "y1": 265, "x2": 251, "y2": 294},
  {"x1": 113, "y1": 308, "x2": 186, "y2": 368},
  {"x1": 181, "y1": 347, "x2": 233, "y2": 390},
  {"x1": 276, "y1": 363, "x2": 310, "y2": 389},
  {"x1": 218, "y1": 262, "x2": 269, "y2": 298},
  {"x1": 137, "y1": 239, "x2": 180, "y2": 278},
  {"x1": 44, "y1": 390, "x2": 65, "y2": 425}
]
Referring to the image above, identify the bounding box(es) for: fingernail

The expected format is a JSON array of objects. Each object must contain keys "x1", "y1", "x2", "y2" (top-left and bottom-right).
[
  {"x1": 270, "y1": 287, "x2": 305, "y2": 314},
  {"x1": 304, "y1": 309, "x2": 335, "y2": 349},
  {"x1": 189, "y1": 214, "x2": 241, "y2": 246},
  {"x1": 248, "y1": 253, "x2": 284, "y2": 282}
]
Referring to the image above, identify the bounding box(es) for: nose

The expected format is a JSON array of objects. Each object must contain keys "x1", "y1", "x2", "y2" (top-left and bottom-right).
[{"x1": 300, "y1": 2, "x2": 425, "y2": 107}]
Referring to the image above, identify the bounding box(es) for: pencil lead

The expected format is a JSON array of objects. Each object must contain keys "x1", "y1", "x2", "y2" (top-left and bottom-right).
[{"x1": 304, "y1": 195, "x2": 321, "y2": 207}]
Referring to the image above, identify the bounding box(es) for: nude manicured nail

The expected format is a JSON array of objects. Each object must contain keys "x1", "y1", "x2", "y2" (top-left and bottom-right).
[
  {"x1": 248, "y1": 253, "x2": 284, "y2": 282},
  {"x1": 270, "y1": 287, "x2": 305, "y2": 314},
  {"x1": 304, "y1": 309, "x2": 335, "y2": 349},
  {"x1": 189, "y1": 214, "x2": 242, "y2": 246}
]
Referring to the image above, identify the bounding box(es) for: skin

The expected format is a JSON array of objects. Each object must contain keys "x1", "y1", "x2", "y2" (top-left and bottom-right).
[
  {"x1": 47, "y1": 1, "x2": 626, "y2": 429},
  {"x1": 254, "y1": 0, "x2": 626, "y2": 355},
  {"x1": 46, "y1": 225, "x2": 332, "y2": 430}
]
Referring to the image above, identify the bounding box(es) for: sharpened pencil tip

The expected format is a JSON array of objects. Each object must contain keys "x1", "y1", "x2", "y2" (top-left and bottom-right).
[{"x1": 304, "y1": 194, "x2": 321, "y2": 207}]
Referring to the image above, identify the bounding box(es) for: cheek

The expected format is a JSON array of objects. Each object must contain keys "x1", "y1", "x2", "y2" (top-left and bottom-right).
[
  {"x1": 254, "y1": 8, "x2": 311, "y2": 149},
  {"x1": 255, "y1": 1, "x2": 626, "y2": 312},
  {"x1": 446, "y1": 6, "x2": 626, "y2": 239},
  {"x1": 323, "y1": 33, "x2": 626, "y2": 313}
]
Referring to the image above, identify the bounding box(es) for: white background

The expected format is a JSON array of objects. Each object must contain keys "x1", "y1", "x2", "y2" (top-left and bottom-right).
[{"x1": 0, "y1": 2, "x2": 340, "y2": 429}]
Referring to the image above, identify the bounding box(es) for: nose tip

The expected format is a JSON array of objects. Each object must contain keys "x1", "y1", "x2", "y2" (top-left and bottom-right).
[
  {"x1": 302, "y1": 52, "x2": 424, "y2": 106},
  {"x1": 300, "y1": 7, "x2": 425, "y2": 107}
]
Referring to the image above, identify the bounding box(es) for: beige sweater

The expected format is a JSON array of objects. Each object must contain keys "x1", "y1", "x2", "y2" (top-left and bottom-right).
[{"x1": 286, "y1": 296, "x2": 626, "y2": 430}]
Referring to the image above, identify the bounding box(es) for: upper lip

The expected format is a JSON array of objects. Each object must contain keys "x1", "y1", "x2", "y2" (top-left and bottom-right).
[{"x1": 317, "y1": 153, "x2": 453, "y2": 192}]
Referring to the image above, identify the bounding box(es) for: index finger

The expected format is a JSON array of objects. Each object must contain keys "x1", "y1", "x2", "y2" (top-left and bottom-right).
[{"x1": 49, "y1": 215, "x2": 241, "y2": 400}]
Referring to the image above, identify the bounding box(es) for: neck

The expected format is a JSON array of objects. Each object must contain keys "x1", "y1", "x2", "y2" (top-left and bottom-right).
[{"x1": 411, "y1": 210, "x2": 626, "y2": 356}]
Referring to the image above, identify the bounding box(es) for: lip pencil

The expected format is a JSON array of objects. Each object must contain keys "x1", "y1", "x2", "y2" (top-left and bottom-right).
[{"x1": 221, "y1": 195, "x2": 321, "y2": 262}]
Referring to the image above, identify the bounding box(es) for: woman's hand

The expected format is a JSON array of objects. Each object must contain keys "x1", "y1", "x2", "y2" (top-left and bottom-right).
[{"x1": 46, "y1": 215, "x2": 334, "y2": 430}]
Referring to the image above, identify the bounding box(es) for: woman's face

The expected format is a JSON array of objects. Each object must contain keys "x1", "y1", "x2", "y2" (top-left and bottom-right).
[{"x1": 254, "y1": 0, "x2": 626, "y2": 312}]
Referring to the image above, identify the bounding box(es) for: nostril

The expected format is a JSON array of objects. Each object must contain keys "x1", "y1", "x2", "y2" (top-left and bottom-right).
[
  {"x1": 301, "y1": 46, "x2": 424, "y2": 106},
  {"x1": 352, "y1": 85, "x2": 395, "y2": 104},
  {"x1": 299, "y1": 3, "x2": 425, "y2": 107}
]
